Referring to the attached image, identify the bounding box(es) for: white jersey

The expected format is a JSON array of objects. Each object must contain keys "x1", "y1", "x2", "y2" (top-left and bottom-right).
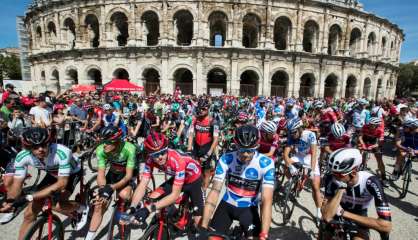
[
  {"x1": 287, "y1": 130, "x2": 317, "y2": 155},
  {"x1": 14, "y1": 144, "x2": 80, "y2": 178},
  {"x1": 213, "y1": 151, "x2": 275, "y2": 207}
]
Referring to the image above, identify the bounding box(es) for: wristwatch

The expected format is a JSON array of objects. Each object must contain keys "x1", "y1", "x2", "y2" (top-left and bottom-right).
[{"x1": 25, "y1": 195, "x2": 34, "y2": 202}]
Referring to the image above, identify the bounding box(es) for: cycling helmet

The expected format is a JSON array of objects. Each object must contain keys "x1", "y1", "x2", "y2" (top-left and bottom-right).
[
  {"x1": 286, "y1": 98, "x2": 296, "y2": 106},
  {"x1": 328, "y1": 148, "x2": 362, "y2": 174},
  {"x1": 100, "y1": 126, "x2": 123, "y2": 141},
  {"x1": 357, "y1": 99, "x2": 369, "y2": 106},
  {"x1": 103, "y1": 104, "x2": 112, "y2": 111},
  {"x1": 287, "y1": 118, "x2": 303, "y2": 132},
  {"x1": 234, "y1": 125, "x2": 259, "y2": 148},
  {"x1": 21, "y1": 127, "x2": 50, "y2": 147},
  {"x1": 260, "y1": 121, "x2": 277, "y2": 134},
  {"x1": 313, "y1": 101, "x2": 325, "y2": 109},
  {"x1": 331, "y1": 123, "x2": 346, "y2": 138},
  {"x1": 197, "y1": 98, "x2": 209, "y2": 109},
  {"x1": 171, "y1": 102, "x2": 180, "y2": 112},
  {"x1": 237, "y1": 111, "x2": 249, "y2": 122},
  {"x1": 368, "y1": 117, "x2": 382, "y2": 126},
  {"x1": 143, "y1": 131, "x2": 168, "y2": 153},
  {"x1": 403, "y1": 118, "x2": 418, "y2": 129}
]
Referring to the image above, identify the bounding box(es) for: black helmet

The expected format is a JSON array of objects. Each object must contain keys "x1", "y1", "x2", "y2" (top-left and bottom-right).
[
  {"x1": 234, "y1": 125, "x2": 259, "y2": 148},
  {"x1": 21, "y1": 127, "x2": 50, "y2": 147},
  {"x1": 100, "y1": 126, "x2": 123, "y2": 141},
  {"x1": 197, "y1": 98, "x2": 209, "y2": 109}
]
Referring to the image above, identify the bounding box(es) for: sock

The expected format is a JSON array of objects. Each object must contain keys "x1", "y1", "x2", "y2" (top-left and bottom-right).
[
  {"x1": 316, "y1": 207, "x2": 322, "y2": 219},
  {"x1": 85, "y1": 231, "x2": 96, "y2": 240}
]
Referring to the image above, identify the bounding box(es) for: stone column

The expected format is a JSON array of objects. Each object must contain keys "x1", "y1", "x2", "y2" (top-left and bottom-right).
[
  {"x1": 127, "y1": 3, "x2": 136, "y2": 46},
  {"x1": 317, "y1": 61, "x2": 325, "y2": 98},
  {"x1": 321, "y1": 11, "x2": 330, "y2": 54},
  {"x1": 230, "y1": 52, "x2": 240, "y2": 95},
  {"x1": 160, "y1": 51, "x2": 171, "y2": 94},
  {"x1": 292, "y1": 57, "x2": 301, "y2": 98},
  {"x1": 295, "y1": 6, "x2": 303, "y2": 52},
  {"x1": 196, "y1": 51, "x2": 205, "y2": 95},
  {"x1": 339, "y1": 63, "x2": 347, "y2": 98},
  {"x1": 231, "y1": 5, "x2": 240, "y2": 48},
  {"x1": 263, "y1": 57, "x2": 271, "y2": 96}
]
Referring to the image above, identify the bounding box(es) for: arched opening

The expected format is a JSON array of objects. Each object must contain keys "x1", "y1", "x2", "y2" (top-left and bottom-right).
[
  {"x1": 242, "y1": 13, "x2": 261, "y2": 48},
  {"x1": 390, "y1": 41, "x2": 394, "y2": 57},
  {"x1": 173, "y1": 10, "x2": 194, "y2": 46},
  {"x1": 345, "y1": 75, "x2": 357, "y2": 98},
  {"x1": 173, "y1": 68, "x2": 193, "y2": 95},
  {"x1": 110, "y1": 12, "x2": 129, "y2": 46},
  {"x1": 367, "y1": 32, "x2": 377, "y2": 56},
  {"x1": 47, "y1": 22, "x2": 57, "y2": 44},
  {"x1": 328, "y1": 24, "x2": 342, "y2": 55},
  {"x1": 271, "y1": 71, "x2": 288, "y2": 97},
  {"x1": 324, "y1": 74, "x2": 338, "y2": 98},
  {"x1": 66, "y1": 69, "x2": 78, "y2": 85},
  {"x1": 141, "y1": 11, "x2": 160, "y2": 46},
  {"x1": 240, "y1": 70, "x2": 259, "y2": 97},
  {"x1": 376, "y1": 79, "x2": 383, "y2": 100},
  {"x1": 63, "y1": 18, "x2": 76, "y2": 49},
  {"x1": 274, "y1": 16, "x2": 292, "y2": 50},
  {"x1": 143, "y1": 68, "x2": 160, "y2": 95},
  {"x1": 40, "y1": 71, "x2": 46, "y2": 87},
  {"x1": 85, "y1": 14, "x2": 100, "y2": 47},
  {"x1": 381, "y1": 37, "x2": 387, "y2": 57},
  {"x1": 209, "y1": 11, "x2": 227, "y2": 47},
  {"x1": 87, "y1": 68, "x2": 102, "y2": 86},
  {"x1": 51, "y1": 69, "x2": 60, "y2": 93},
  {"x1": 303, "y1": 20, "x2": 319, "y2": 53},
  {"x1": 207, "y1": 68, "x2": 227, "y2": 95},
  {"x1": 349, "y1": 28, "x2": 362, "y2": 56},
  {"x1": 363, "y1": 78, "x2": 372, "y2": 98},
  {"x1": 113, "y1": 68, "x2": 130, "y2": 80},
  {"x1": 300, "y1": 73, "x2": 315, "y2": 97}
]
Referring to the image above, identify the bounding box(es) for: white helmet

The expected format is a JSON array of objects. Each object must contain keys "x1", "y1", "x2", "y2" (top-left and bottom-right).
[
  {"x1": 369, "y1": 117, "x2": 382, "y2": 126},
  {"x1": 287, "y1": 118, "x2": 303, "y2": 132},
  {"x1": 313, "y1": 101, "x2": 325, "y2": 109},
  {"x1": 103, "y1": 104, "x2": 112, "y2": 110},
  {"x1": 331, "y1": 123, "x2": 346, "y2": 138},
  {"x1": 260, "y1": 121, "x2": 277, "y2": 134},
  {"x1": 403, "y1": 118, "x2": 418, "y2": 129},
  {"x1": 328, "y1": 148, "x2": 362, "y2": 174}
]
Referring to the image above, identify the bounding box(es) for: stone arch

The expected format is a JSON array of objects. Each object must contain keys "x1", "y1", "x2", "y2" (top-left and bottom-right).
[
  {"x1": 40, "y1": 70, "x2": 46, "y2": 83},
  {"x1": 271, "y1": 70, "x2": 289, "y2": 97},
  {"x1": 300, "y1": 73, "x2": 316, "y2": 97},
  {"x1": 142, "y1": 68, "x2": 160, "y2": 95},
  {"x1": 35, "y1": 25, "x2": 42, "y2": 47},
  {"x1": 47, "y1": 21, "x2": 57, "y2": 44},
  {"x1": 208, "y1": 11, "x2": 228, "y2": 47},
  {"x1": 242, "y1": 13, "x2": 261, "y2": 48},
  {"x1": 324, "y1": 73, "x2": 338, "y2": 98},
  {"x1": 376, "y1": 78, "x2": 383, "y2": 99},
  {"x1": 50, "y1": 68, "x2": 60, "y2": 93},
  {"x1": 173, "y1": 68, "x2": 194, "y2": 95},
  {"x1": 207, "y1": 68, "x2": 227, "y2": 95},
  {"x1": 65, "y1": 66, "x2": 78, "y2": 85},
  {"x1": 109, "y1": 11, "x2": 129, "y2": 46},
  {"x1": 367, "y1": 32, "x2": 377, "y2": 56},
  {"x1": 84, "y1": 14, "x2": 100, "y2": 47},
  {"x1": 113, "y1": 68, "x2": 130, "y2": 80},
  {"x1": 63, "y1": 18, "x2": 76, "y2": 49},
  {"x1": 173, "y1": 10, "x2": 194, "y2": 46},
  {"x1": 274, "y1": 16, "x2": 292, "y2": 50},
  {"x1": 86, "y1": 67, "x2": 102, "y2": 85},
  {"x1": 105, "y1": 7, "x2": 131, "y2": 24},
  {"x1": 328, "y1": 24, "x2": 343, "y2": 55},
  {"x1": 141, "y1": 11, "x2": 160, "y2": 46},
  {"x1": 345, "y1": 75, "x2": 357, "y2": 98},
  {"x1": 349, "y1": 28, "x2": 362, "y2": 56},
  {"x1": 240, "y1": 70, "x2": 259, "y2": 97},
  {"x1": 363, "y1": 77, "x2": 372, "y2": 98},
  {"x1": 303, "y1": 20, "x2": 320, "y2": 53},
  {"x1": 381, "y1": 36, "x2": 388, "y2": 57}
]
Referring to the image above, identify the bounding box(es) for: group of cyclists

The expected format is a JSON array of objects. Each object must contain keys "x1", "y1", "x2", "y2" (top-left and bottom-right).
[{"x1": 0, "y1": 82, "x2": 418, "y2": 240}]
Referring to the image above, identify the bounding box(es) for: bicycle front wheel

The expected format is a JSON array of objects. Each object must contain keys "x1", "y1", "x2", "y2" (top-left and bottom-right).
[
  {"x1": 23, "y1": 214, "x2": 64, "y2": 240},
  {"x1": 88, "y1": 150, "x2": 98, "y2": 173},
  {"x1": 107, "y1": 205, "x2": 130, "y2": 240},
  {"x1": 400, "y1": 161, "x2": 412, "y2": 199},
  {"x1": 139, "y1": 223, "x2": 170, "y2": 240}
]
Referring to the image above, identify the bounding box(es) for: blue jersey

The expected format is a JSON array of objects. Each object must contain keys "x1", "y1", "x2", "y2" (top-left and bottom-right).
[
  {"x1": 399, "y1": 129, "x2": 418, "y2": 150},
  {"x1": 213, "y1": 151, "x2": 275, "y2": 207},
  {"x1": 287, "y1": 130, "x2": 317, "y2": 155},
  {"x1": 353, "y1": 109, "x2": 370, "y2": 129},
  {"x1": 285, "y1": 107, "x2": 299, "y2": 120}
]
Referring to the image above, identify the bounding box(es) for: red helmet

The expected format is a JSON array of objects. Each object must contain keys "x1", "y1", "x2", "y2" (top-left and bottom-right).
[
  {"x1": 278, "y1": 118, "x2": 288, "y2": 130},
  {"x1": 144, "y1": 132, "x2": 168, "y2": 153}
]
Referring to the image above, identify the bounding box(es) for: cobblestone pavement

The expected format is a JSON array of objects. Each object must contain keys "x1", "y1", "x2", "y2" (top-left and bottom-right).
[{"x1": 1, "y1": 144, "x2": 418, "y2": 239}]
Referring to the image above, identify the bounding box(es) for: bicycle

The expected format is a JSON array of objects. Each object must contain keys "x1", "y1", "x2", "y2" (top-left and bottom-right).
[
  {"x1": 359, "y1": 147, "x2": 374, "y2": 171},
  {"x1": 107, "y1": 195, "x2": 131, "y2": 240},
  {"x1": 398, "y1": 151, "x2": 416, "y2": 199},
  {"x1": 318, "y1": 217, "x2": 359, "y2": 240}
]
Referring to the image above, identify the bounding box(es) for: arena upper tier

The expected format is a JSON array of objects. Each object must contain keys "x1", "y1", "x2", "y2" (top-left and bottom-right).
[{"x1": 23, "y1": 0, "x2": 403, "y2": 99}]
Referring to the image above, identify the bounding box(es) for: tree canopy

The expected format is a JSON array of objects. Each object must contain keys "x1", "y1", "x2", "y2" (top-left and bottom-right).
[
  {"x1": 0, "y1": 55, "x2": 22, "y2": 81},
  {"x1": 397, "y1": 63, "x2": 418, "y2": 97}
]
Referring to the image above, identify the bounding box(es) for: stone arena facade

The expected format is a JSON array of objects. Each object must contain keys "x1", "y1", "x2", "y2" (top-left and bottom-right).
[{"x1": 23, "y1": 0, "x2": 403, "y2": 99}]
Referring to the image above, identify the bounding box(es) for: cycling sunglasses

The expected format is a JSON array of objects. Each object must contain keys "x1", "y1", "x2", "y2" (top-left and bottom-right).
[
  {"x1": 332, "y1": 171, "x2": 351, "y2": 178},
  {"x1": 150, "y1": 148, "x2": 168, "y2": 159},
  {"x1": 103, "y1": 139, "x2": 119, "y2": 145},
  {"x1": 238, "y1": 147, "x2": 258, "y2": 154},
  {"x1": 31, "y1": 143, "x2": 49, "y2": 150}
]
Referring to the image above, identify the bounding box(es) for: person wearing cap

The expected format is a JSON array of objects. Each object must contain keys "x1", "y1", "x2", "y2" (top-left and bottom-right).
[
  {"x1": 1, "y1": 83, "x2": 17, "y2": 104},
  {"x1": 29, "y1": 96, "x2": 51, "y2": 127}
]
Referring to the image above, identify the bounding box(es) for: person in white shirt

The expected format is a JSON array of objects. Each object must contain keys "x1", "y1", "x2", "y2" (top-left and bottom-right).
[{"x1": 29, "y1": 97, "x2": 51, "y2": 127}]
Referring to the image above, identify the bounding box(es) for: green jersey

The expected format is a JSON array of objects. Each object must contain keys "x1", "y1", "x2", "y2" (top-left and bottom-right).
[{"x1": 96, "y1": 142, "x2": 137, "y2": 173}]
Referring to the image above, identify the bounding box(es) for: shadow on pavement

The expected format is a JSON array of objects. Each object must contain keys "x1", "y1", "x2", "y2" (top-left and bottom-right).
[
  {"x1": 270, "y1": 224, "x2": 313, "y2": 240},
  {"x1": 386, "y1": 194, "x2": 418, "y2": 217}
]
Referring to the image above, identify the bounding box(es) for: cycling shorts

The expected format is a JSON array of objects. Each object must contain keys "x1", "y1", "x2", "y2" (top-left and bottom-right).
[
  {"x1": 210, "y1": 200, "x2": 261, "y2": 237},
  {"x1": 290, "y1": 153, "x2": 320, "y2": 176},
  {"x1": 105, "y1": 170, "x2": 137, "y2": 189},
  {"x1": 153, "y1": 177, "x2": 204, "y2": 216},
  {"x1": 192, "y1": 142, "x2": 215, "y2": 170}
]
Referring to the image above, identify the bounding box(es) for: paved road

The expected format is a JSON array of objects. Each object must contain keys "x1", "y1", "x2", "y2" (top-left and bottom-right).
[{"x1": 1, "y1": 146, "x2": 418, "y2": 239}]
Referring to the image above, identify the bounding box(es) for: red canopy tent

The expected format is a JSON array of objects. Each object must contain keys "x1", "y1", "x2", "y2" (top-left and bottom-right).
[
  {"x1": 103, "y1": 79, "x2": 144, "y2": 92},
  {"x1": 72, "y1": 84, "x2": 96, "y2": 93}
]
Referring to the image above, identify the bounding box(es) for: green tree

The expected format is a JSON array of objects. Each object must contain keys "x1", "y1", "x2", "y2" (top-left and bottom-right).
[
  {"x1": 0, "y1": 54, "x2": 22, "y2": 82},
  {"x1": 396, "y1": 63, "x2": 418, "y2": 96}
]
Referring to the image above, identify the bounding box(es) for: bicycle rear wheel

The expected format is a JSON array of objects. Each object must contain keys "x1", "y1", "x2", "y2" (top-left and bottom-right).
[
  {"x1": 88, "y1": 150, "x2": 98, "y2": 173},
  {"x1": 273, "y1": 177, "x2": 297, "y2": 225},
  {"x1": 139, "y1": 223, "x2": 170, "y2": 240},
  {"x1": 107, "y1": 204, "x2": 130, "y2": 240},
  {"x1": 399, "y1": 161, "x2": 412, "y2": 199},
  {"x1": 23, "y1": 214, "x2": 64, "y2": 240}
]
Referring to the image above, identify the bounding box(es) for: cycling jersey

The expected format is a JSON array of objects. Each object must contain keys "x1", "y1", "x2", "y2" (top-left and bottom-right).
[
  {"x1": 361, "y1": 125, "x2": 384, "y2": 144},
  {"x1": 189, "y1": 116, "x2": 219, "y2": 146},
  {"x1": 213, "y1": 151, "x2": 275, "y2": 207},
  {"x1": 398, "y1": 128, "x2": 418, "y2": 150},
  {"x1": 352, "y1": 109, "x2": 370, "y2": 129},
  {"x1": 258, "y1": 134, "x2": 280, "y2": 157},
  {"x1": 142, "y1": 149, "x2": 201, "y2": 186},
  {"x1": 96, "y1": 141, "x2": 137, "y2": 173},
  {"x1": 320, "y1": 107, "x2": 337, "y2": 123},
  {"x1": 324, "y1": 171, "x2": 391, "y2": 221},
  {"x1": 14, "y1": 144, "x2": 80, "y2": 178},
  {"x1": 326, "y1": 133, "x2": 351, "y2": 151},
  {"x1": 285, "y1": 106, "x2": 299, "y2": 120},
  {"x1": 287, "y1": 130, "x2": 317, "y2": 155},
  {"x1": 103, "y1": 111, "x2": 127, "y2": 137}
]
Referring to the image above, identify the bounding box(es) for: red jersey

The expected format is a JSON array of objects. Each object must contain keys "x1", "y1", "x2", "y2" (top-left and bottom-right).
[
  {"x1": 320, "y1": 108, "x2": 337, "y2": 123},
  {"x1": 361, "y1": 125, "x2": 384, "y2": 144},
  {"x1": 190, "y1": 116, "x2": 219, "y2": 146},
  {"x1": 258, "y1": 134, "x2": 280, "y2": 155},
  {"x1": 142, "y1": 149, "x2": 201, "y2": 186},
  {"x1": 327, "y1": 133, "x2": 351, "y2": 151},
  {"x1": 94, "y1": 107, "x2": 104, "y2": 121}
]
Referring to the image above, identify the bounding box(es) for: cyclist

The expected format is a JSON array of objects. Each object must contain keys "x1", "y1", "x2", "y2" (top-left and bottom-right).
[
  {"x1": 199, "y1": 125, "x2": 275, "y2": 240},
  {"x1": 322, "y1": 148, "x2": 392, "y2": 240},
  {"x1": 126, "y1": 132, "x2": 204, "y2": 226},
  {"x1": 258, "y1": 121, "x2": 280, "y2": 161},
  {"x1": 283, "y1": 118, "x2": 322, "y2": 223},
  {"x1": 284, "y1": 98, "x2": 299, "y2": 120},
  {"x1": 102, "y1": 103, "x2": 127, "y2": 139},
  {"x1": 392, "y1": 118, "x2": 418, "y2": 180},
  {"x1": 83, "y1": 126, "x2": 137, "y2": 240},
  {"x1": 187, "y1": 98, "x2": 219, "y2": 190},
  {"x1": 358, "y1": 117, "x2": 387, "y2": 185},
  {"x1": 324, "y1": 123, "x2": 351, "y2": 154},
  {"x1": 0, "y1": 127, "x2": 85, "y2": 240}
]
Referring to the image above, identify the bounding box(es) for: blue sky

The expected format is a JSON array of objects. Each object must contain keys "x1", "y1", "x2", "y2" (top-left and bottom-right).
[{"x1": 1, "y1": 0, "x2": 417, "y2": 62}]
